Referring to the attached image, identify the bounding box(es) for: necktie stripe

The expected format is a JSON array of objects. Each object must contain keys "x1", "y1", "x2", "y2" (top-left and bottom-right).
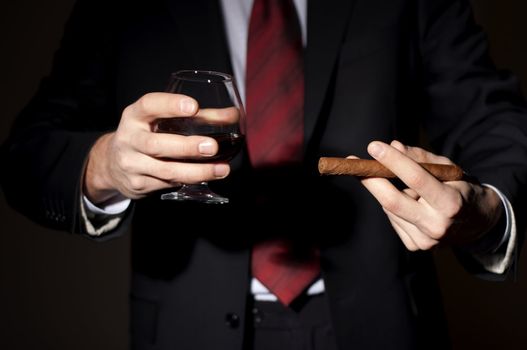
[
  {"x1": 255, "y1": 105, "x2": 303, "y2": 146},
  {"x1": 247, "y1": 61, "x2": 303, "y2": 132},
  {"x1": 247, "y1": 103, "x2": 303, "y2": 161},
  {"x1": 247, "y1": 114, "x2": 303, "y2": 163},
  {"x1": 247, "y1": 68, "x2": 303, "y2": 119},
  {"x1": 247, "y1": 14, "x2": 302, "y2": 62},
  {"x1": 247, "y1": 51, "x2": 303, "y2": 107},
  {"x1": 247, "y1": 19, "x2": 292, "y2": 61},
  {"x1": 247, "y1": 76, "x2": 303, "y2": 138}
]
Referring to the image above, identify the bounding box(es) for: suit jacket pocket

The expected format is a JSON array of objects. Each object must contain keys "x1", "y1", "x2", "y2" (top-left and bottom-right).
[
  {"x1": 130, "y1": 294, "x2": 159, "y2": 347},
  {"x1": 340, "y1": 25, "x2": 399, "y2": 64}
]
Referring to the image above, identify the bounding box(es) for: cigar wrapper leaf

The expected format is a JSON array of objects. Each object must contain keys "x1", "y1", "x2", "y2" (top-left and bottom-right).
[{"x1": 318, "y1": 158, "x2": 464, "y2": 182}]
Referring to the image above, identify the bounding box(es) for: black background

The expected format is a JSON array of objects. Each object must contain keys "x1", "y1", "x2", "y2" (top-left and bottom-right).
[{"x1": 0, "y1": 1, "x2": 526, "y2": 349}]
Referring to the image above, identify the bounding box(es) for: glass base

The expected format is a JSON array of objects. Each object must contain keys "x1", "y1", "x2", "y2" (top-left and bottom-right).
[{"x1": 160, "y1": 182, "x2": 229, "y2": 204}]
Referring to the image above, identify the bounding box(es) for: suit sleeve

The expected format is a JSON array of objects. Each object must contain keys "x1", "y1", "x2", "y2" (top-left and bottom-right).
[
  {"x1": 0, "y1": 0, "x2": 130, "y2": 239},
  {"x1": 417, "y1": 0, "x2": 527, "y2": 277}
]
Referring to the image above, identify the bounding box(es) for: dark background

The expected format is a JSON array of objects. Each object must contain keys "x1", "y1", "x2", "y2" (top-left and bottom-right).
[{"x1": 0, "y1": 1, "x2": 525, "y2": 349}]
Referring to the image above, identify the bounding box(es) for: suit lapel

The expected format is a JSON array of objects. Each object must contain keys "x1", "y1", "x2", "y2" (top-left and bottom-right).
[
  {"x1": 305, "y1": 0, "x2": 357, "y2": 149},
  {"x1": 164, "y1": 0, "x2": 232, "y2": 74}
]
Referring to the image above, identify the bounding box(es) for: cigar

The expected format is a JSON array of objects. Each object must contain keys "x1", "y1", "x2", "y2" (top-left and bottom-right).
[{"x1": 318, "y1": 157, "x2": 464, "y2": 181}]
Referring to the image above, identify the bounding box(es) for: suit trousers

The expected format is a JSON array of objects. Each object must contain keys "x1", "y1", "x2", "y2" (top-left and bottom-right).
[{"x1": 246, "y1": 294, "x2": 338, "y2": 350}]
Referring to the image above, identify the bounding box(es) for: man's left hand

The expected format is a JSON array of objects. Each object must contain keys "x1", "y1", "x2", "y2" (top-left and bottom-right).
[{"x1": 356, "y1": 140, "x2": 503, "y2": 251}]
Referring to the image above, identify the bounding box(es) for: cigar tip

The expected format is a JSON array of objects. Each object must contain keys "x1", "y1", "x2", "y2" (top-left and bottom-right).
[{"x1": 318, "y1": 158, "x2": 326, "y2": 173}]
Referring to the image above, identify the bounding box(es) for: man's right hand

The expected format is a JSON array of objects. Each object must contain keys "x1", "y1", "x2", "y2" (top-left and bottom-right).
[{"x1": 83, "y1": 93, "x2": 231, "y2": 205}]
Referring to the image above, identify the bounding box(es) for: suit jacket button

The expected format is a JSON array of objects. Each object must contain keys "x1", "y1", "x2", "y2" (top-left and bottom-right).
[{"x1": 225, "y1": 313, "x2": 240, "y2": 329}]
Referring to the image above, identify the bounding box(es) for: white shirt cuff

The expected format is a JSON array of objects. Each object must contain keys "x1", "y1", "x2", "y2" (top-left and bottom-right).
[
  {"x1": 83, "y1": 195, "x2": 131, "y2": 215},
  {"x1": 473, "y1": 184, "x2": 517, "y2": 274},
  {"x1": 80, "y1": 195, "x2": 131, "y2": 237}
]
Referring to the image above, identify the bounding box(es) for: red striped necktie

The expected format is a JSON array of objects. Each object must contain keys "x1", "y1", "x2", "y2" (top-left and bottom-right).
[{"x1": 246, "y1": 0, "x2": 320, "y2": 306}]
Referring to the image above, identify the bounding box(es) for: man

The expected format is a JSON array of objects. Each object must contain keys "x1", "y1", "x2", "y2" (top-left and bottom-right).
[{"x1": 2, "y1": 0, "x2": 526, "y2": 349}]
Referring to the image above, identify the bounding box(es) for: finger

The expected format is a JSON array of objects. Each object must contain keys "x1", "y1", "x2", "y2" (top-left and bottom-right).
[
  {"x1": 390, "y1": 140, "x2": 453, "y2": 165},
  {"x1": 130, "y1": 153, "x2": 230, "y2": 184},
  {"x1": 368, "y1": 141, "x2": 457, "y2": 210},
  {"x1": 124, "y1": 92, "x2": 198, "y2": 124},
  {"x1": 125, "y1": 175, "x2": 176, "y2": 198},
  {"x1": 197, "y1": 107, "x2": 241, "y2": 125},
  {"x1": 361, "y1": 176, "x2": 452, "y2": 238},
  {"x1": 360, "y1": 176, "x2": 421, "y2": 223},
  {"x1": 133, "y1": 130, "x2": 219, "y2": 159},
  {"x1": 384, "y1": 208, "x2": 439, "y2": 250},
  {"x1": 383, "y1": 209, "x2": 419, "y2": 251},
  {"x1": 403, "y1": 188, "x2": 420, "y2": 200},
  {"x1": 390, "y1": 140, "x2": 406, "y2": 153}
]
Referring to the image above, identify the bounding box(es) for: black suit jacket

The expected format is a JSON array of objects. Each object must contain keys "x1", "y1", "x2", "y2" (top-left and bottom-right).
[{"x1": 2, "y1": 0, "x2": 527, "y2": 349}]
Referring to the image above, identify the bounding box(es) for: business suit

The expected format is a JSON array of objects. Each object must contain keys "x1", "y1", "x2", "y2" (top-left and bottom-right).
[{"x1": 2, "y1": 0, "x2": 527, "y2": 349}]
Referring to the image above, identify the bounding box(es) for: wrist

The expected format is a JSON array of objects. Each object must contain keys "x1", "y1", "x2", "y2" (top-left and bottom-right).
[
  {"x1": 480, "y1": 185, "x2": 505, "y2": 238},
  {"x1": 457, "y1": 185, "x2": 506, "y2": 253},
  {"x1": 83, "y1": 133, "x2": 121, "y2": 204}
]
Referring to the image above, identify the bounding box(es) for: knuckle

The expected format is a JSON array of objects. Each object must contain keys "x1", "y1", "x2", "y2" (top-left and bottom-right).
[
  {"x1": 157, "y1": 164, "x2": 177, "y2": 181},
  {"x1": 415, "y1": 147, "x2": 427, "y2": 158},
  {"x1": 122, "y1": 104, "x2": 134, "y2": 119},
  {"x1": 167, "y1": 141, "x2": 187, "y2": 159},
  {"x1": 408, "y1": 172, "x2": 425, "y2": 190},
  {"x1": 168, "y1": 164, "x2": 202, "y2": 184},
  {"x1": 414, "y1": 240, "x2": 426, "y2": 251},
  {"x1": 444, "y1": 192, "x2": 463, "y2": 218},
  {"x1": 427, "y1": 223, "x2": 448, "y2": 240},
  {"x1": 144, "y1": 136, "x2": 161, "y2": 155},
  {"x1": 136, "y1": 94, "x2": 154, "y2": 113},
  {"x1": 381, "y1": 196, "x2": 400, "y2": 213},
  {"x1": 117, "y1": 154, "x2": 133, "y2": 172},
  {"x1": 441, "y1": 190, "x2": 464, "y2": 219},
  {"x1": 181, "y1": 137, "x2": 196, "y2": 155},
  {"x1": 128, "y1": 176, "x2": 147, "y2": 193},
  {"x1": 415, "y1": 239, "x2": 436, "y2": 251},
  {"x1": 411, "y1": 214, "x2": 424, "y2": 228},
  {"x1": 416, "y1": 148, "x2": 430, "y2": 162},
  {"x1": 113, "y1": 130, "x2": 129, "y2": 147}
]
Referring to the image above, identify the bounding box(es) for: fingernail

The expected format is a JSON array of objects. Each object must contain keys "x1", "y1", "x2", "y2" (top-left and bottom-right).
[
  {"x1": 213, "y1": 164, "x2": 229, "y2": 178},
  {"x1": 180, "y1": 98, "x2": 196, "y2": 114},
  {"x1": 368, "y1": 142, "x2": 384, "y2": 158},
  {"x1": 198, "y1": 141, "x2": 214, "y2": 156}
]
